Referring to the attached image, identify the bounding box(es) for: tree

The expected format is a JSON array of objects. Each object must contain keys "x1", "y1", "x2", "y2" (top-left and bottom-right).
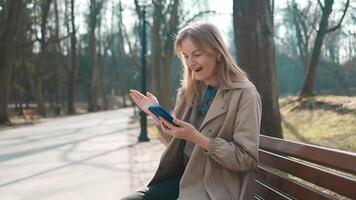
[
  {"x1": 87, "y1": 0, "x2": 104, "y2": 112},
  {"x1": 288, "y1": 0, "x2": 317, "y2": 73},
  {"x1": 0, "y1": 0, "x2": 24, "y2": 124},
  {"x1": 34, "y1": 0, "x2": 53, "y2": 117},
  {"x1": 132, "y1": 0, "x2": 178, "y2": 110},
  {"x1": 233, "y1": 0, "x2": 283, "y2": 138},
  {"x1": 112, "y1": 1, "x2": 135, "y2": 107},
  {"x1": 299, "y1": 0, "x2": 350, "y2": 97},
  {"x1": 67, "y1": 0, "x2": 77, "y2": 114}
]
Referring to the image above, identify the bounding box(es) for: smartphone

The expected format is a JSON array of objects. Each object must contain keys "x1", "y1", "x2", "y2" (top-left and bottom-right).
[{"x1": 148, "y1": 105, "x2": 178, "y2": 126}]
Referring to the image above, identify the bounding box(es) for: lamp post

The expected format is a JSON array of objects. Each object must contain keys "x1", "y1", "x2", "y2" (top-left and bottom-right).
[{"x1": 138, "y1": 0, "x2": 149, "y2": 142}]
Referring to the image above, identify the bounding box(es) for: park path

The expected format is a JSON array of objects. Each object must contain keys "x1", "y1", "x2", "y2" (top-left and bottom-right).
[{"x1": 0, "y1": 108, "x2": 143, "y2": 200}]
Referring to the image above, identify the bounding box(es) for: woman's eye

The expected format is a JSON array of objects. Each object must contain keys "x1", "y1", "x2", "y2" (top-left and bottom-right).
[{"x1": 193, "y1": 54, "x2": 201, "y2": 57}]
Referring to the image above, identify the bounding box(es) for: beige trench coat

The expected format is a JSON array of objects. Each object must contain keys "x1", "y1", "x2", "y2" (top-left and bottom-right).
[{"x1": 148, "y1": 77, "x2": 262, "y2": 200}]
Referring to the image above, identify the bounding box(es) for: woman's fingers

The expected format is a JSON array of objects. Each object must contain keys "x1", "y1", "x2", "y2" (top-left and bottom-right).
[
  {"x1": 173, "y1": 118, "x2": 184, "y2": 126},
  {"x1": 131, "y1": 92, "x2": 144, "y2": 102},
  {"x1": 160, "y1": 117, "x2": 176, "y2": 130},
  {"x1": 146, "y1": 91, "x2": 154, "y2": 98},
  {"x1": 133, "y1": 90, "x2": 146, "y2": 99},
  {"x1": 130, "y1": 90, "x2": 144, "y2": 100},
  {"x1": 146, "y1": 92, "x2": 158, "y2": 101},
  {"x1": 130, "y1": 89, "x2": 160, "y2": 116},
  {"x1": 130, "y1": 90, "x2": 147, "y2": 112},
  {"x1": 130, "y1": 93, "x2": 143, "y2": 107},
  {"x1": 160, "y1": 120, "x2": 170, "y2": 133}
]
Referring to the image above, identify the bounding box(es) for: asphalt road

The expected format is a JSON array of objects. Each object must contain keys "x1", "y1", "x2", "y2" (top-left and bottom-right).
[{"x1": 0, "y1": 108, "x2": 136, "y2": 200}]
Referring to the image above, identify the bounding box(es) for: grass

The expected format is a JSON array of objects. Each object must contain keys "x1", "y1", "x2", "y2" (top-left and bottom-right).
[
  {"x1": 280, "y1": 95, "x2": 356, "y2": 152},
  {"x1": 146, "y1": 95, "x2": 356, "y2": 152}
]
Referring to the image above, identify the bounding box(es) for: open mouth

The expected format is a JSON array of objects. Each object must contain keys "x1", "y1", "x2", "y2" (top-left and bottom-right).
[{"x1": 194, "y1": 67, "x2": 203, "y2": 72}]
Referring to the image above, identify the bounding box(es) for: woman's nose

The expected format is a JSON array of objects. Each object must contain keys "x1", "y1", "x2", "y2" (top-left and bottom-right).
[{"x1": 186, "y1": 58, "x2": 196, "y2": 68}]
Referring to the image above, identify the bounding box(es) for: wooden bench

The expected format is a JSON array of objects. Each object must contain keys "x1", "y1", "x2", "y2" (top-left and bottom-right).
[{"x1": 255, "y1": 135, "x2": 356, "y2": 200}]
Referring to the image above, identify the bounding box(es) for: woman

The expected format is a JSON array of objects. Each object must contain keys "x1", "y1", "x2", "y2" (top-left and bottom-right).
[{"x1": 123, "y1": 22, "x2": 261, "y2": 200}]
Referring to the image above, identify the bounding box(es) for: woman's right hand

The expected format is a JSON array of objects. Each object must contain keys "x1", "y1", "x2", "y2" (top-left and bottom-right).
[{"x1": 129, "y1": 89, "x2": 159, "y2": 117}]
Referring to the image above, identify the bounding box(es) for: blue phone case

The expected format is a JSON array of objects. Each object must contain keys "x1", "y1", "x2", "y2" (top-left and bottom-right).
[{"x1": 148, "y1": 105, "x2": 178, "y2": 126}]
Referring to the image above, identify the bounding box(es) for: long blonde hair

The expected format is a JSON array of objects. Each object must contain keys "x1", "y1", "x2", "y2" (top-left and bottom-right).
[{"x1": 174, "y1": 22, "x2": 248, "y2": 101}]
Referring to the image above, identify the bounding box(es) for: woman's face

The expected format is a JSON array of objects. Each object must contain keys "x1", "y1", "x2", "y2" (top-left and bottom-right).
[{"x1": 180, "y1": 38, "x2": 219, "y2": 86}]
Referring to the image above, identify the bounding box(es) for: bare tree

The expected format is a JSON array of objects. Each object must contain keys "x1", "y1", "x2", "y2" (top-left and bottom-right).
[
  {"x1": 34, "y1": 0, "x2": 53, "y2": 117},
  {"x1": 233, "y1": 0, "x2": 283, "y2": 138},
  {"x1": 87, "y1": 0, "x2": 104, "y2": 112},
  {"x1": 112, "y1": 1, "x2": 134, "y2": 108},
  {"x1": 299, "y1": 0, "x2": 350, "y2": 97},
  {"x1": 66, "y1": 0, "x2": 77, "y2": 114},
  {"x1": 288, "y1": 0, "x2": 318, "y2": 72},
  {"x1": 0, "y1": 0, "x2": 23, "y2": 124}
]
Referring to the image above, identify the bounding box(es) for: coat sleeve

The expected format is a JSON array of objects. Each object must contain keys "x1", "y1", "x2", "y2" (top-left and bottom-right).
[
  {"x1": 206, "y1": 85, "x2": 262, "y2": 172},
  {"x1": 156, "y1": 88, "x2": 185, "y2": 145}
]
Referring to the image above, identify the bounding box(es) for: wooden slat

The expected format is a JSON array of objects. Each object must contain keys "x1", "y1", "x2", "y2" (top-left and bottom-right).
[
  {"x1": 260, "y1": 135, "x2": 356, "y2": 174},
  {"x1": 256, "y1": 166, "x2": 335, "y2": 200},
  {"x1": 254, "y1": 194, "x2": 265, "y2": 200},
  {"x1": 255, "y1": 180, "x2": 292, "y2": 200},
  {"x1": 259, "y1": 149, "x2": 356, "y2": 199}
]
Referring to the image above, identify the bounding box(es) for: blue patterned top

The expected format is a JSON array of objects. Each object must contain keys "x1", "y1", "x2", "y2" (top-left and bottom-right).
[{"x1": 200, "y1": 85, "x2": 217, "y2": 115}]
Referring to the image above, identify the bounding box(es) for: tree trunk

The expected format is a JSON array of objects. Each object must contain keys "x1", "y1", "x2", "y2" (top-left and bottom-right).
[
  {"x1": 53, "y1": 0, "x2": 61, "y2": 115},
  {"x1": 150, "y1": 0, "x2": 179, "y2": 111},
  {"x1": 67, "y1": 0, "x2": 77, "y2": 114},
  {"x1": 233, "y1": 0, "x2": 283, "y2": 138},
  {"x1": 299, "y1": 1, "x2": 333, "y2": 97},
  {"x1": 115, "y1": 1, "x2": 128, "y2": 108},
  {"x1": 0, "y1": 0, "x2": 23, "y2": 124},
  {"x1": 162, "y1": 0, "x2": 179, "y2": 111},
  {"x1": 98, "y1": 26, "x2": 109, "y2": 111},
  {"x1": 35, "y1": 0, "x2": 53, "y2": 117},
  {"x1": 299, "y1": 0, "x2": 349, "y2": 97},
  {"x1": 88, "y1": 31, "x2": 98, "y2": 112},
  {"x1": 87, "y1": 0, "x2": 103, "y2": 112},
  {"x1": 150, "y1": 1, "x2": 163, "y2": 96}
]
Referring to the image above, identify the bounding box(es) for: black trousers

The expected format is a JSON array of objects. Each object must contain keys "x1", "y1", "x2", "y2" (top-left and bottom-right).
[{"x1": 120, "y1": 176, "x2": 180, "y2": 200}]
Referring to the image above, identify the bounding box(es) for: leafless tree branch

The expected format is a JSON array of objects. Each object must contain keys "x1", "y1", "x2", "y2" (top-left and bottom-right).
[
  {"x1": 317, "y1": 0, "x2": 324, "y2": 9},
  {"x1": 325, "y1": 0, "x2": 350, "y2": 34},
  {"x1": 179, "y1": 10, "x2": 217, "y2": 30}
]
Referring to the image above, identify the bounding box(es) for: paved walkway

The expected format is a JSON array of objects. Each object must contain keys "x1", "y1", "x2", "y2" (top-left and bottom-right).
[{"x1": 0, "y1": 108, "x2": 165, "y2": 200}]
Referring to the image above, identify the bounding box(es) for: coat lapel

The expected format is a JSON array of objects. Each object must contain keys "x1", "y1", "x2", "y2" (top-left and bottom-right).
[
  {"x1": 199, "y1": 89, "x2": 227, "y2": 131},
  {"x1": 198, "y1": 77, "x2": 249, "y2": 131},
  {"x1": 174, "y1": 91, "x2": 194, "y2": 121}
]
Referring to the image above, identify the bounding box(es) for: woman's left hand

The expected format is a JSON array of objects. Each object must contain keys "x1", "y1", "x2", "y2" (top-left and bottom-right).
[{"x1": 159, "y1": 117, "x2": 199, "y2": 142}]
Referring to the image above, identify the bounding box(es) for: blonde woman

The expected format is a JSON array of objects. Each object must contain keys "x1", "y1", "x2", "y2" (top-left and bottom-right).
[{"x1": 123, "y1": 22, "x2": 261, "y2": 200}]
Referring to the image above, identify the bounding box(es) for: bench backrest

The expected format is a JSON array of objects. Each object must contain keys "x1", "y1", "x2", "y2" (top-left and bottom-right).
[{"x1": 256, "y1": 135, "x2": 356, "y2": 200}]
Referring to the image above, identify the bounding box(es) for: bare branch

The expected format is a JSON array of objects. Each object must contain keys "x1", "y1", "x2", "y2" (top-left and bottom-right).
[
  {"x1": 47, "y1": 34, "x2": 71, "y2": 44},
  {"x1": 309, "y1": 5, "x2": 320, "y2": 34},
  {"x1": 325, "y1": 0, "x2": 350, "y2": 34},
  {"x1": 122, "y1": 22, "x2": 141, "y2": 68},
  {"x1": 164, "y1": 0, "x2": 179, "y2": 48},
  {"x1": 179, "y1": 10, "x2": 217, "y2": 29},
  {"x1": 133, "y1": 0, "x2": 141, "y2": 20},
  {"x1": 317, "y1": 0, "x2": 324, "y2": 9}
]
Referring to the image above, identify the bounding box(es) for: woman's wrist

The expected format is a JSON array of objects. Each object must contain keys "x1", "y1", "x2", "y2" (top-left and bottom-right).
[{"x1": 192, "y1": 130, "x2": 209, "y2": 151}]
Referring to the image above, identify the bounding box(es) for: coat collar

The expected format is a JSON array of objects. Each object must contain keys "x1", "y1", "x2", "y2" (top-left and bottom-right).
[
  {"x1": 176, "y1": 76, "x2": 251, "y2": 130},
  {"x1": 220, "y1": 76, "x2": 250, "y2": 90}
]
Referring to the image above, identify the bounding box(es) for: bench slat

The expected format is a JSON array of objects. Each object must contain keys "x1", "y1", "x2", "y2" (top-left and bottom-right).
[
  {"x1": 255, "y1": 180, "x2": 292, "y2": 200},
  {"x1": 260, "y1": 135, "x2": 356, "y2": 174},
  {"x1": 256, "y1": 166, "x2": 335, "y2": 200},
  {"x1": 259, "y1": 149, "x2": 356, "y2": 199},
  {"x1": 254, "y1": 194, "x2": 265, "y2": 200}
]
